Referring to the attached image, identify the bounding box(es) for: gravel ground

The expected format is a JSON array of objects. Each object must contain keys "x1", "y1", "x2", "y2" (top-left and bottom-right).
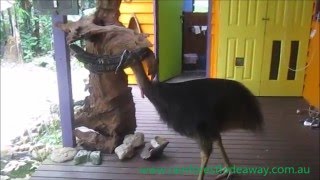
[{"x1": 1, "y1": 59, "x2": 89, "y2": 150}]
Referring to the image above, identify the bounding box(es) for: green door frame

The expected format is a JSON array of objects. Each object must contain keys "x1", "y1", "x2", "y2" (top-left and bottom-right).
[{"x1": 155, "y1": 0, "x2": 184, "y2": 81}]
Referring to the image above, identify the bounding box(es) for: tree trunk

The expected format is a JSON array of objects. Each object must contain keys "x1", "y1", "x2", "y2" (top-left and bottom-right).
[
  {"x1": 33, "y1": 14, "x2": 41, "y2": 54},
  {"x1": 3, "y1": 7, "x2": 22, "y2": 63},
  {"x1": 73, "y1": 0, "x2": 137, "y2": 153}
]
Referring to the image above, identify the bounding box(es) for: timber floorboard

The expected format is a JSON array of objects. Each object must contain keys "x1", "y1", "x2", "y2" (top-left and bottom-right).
[{"x1": 31, "y1": 86, "x2": 319, "y2": 180}]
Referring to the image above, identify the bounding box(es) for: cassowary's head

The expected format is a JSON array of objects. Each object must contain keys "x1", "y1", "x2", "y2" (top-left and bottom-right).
[{"x1": 142, "y1": 51, "x2": 158, "y2": 81}]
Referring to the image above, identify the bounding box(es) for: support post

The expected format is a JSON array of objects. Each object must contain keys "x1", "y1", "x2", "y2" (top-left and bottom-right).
[{"x1": 52, "y1": 14, "x2": 76, "y2": 147}]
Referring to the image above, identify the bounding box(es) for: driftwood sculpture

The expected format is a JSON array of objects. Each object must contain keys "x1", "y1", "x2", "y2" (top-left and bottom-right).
[{"x1": 57, "y1": 0, "x2": 156, "y2": 153}]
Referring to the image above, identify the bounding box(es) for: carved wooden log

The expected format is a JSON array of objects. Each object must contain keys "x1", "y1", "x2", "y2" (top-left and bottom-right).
[{"x1": 57, "y1": 0, "x2": 153, "y2": 153}]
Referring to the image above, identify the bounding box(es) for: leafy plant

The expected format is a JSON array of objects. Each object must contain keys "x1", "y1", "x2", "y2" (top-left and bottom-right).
[
  {"x1": 36, "y1": 119, "x2": 62, "y2": 146},
  {"x1": 0, "y1": 14, "x2": 10, "y2": 58},
  {"x1": 20, "y1": 34, "x2": 37, "y2": 61},
  {"x1": 38, "y1": 15, "x2": 53, "y2": 56},
  {"x1": 1, "y1": 159, "x2": 40, "y2": 179},
  {"x1": 12, "y1": 0, "x2": 53, "y2": 62}
]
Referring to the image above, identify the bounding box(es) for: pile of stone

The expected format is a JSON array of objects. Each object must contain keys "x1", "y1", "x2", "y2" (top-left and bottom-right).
[
  {"x1": 50, "y1": 132, "x2": 169, "y2": 164},
  {"x1": 1, "y1": 121, "x2": 55, "y2": 162},
  {"x1": 0, "y1": 119, "x2": 58, "y2": 179},
  {"x1": 50, "y1": 147, "x2": 102, "y2": 165},
  {"x1": 114, "y1": 133, "x2": 169, "y2": 160}
]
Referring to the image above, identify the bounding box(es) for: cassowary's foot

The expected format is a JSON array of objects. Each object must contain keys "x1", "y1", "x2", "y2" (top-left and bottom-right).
[{"x1": 215, "y1": 167, "x2": 233, "y2": 180}]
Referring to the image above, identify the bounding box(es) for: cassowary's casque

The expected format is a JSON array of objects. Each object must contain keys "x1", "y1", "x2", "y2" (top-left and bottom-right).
[{"x1": 128, "y1": 53, "x2": 264, "y2": 180}]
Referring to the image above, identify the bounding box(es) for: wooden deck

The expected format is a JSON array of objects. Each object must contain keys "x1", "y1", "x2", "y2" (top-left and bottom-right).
[{"x1": 32, "y1": 86, "x2": 319, "y2": 180}]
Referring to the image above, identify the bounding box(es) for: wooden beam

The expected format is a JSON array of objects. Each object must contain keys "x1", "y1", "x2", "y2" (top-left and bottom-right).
[{"x1": 52, "y1": 15, "x2": 75, "y2": 147}]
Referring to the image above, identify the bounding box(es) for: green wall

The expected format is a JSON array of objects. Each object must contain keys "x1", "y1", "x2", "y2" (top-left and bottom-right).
[{"x1": 158, "y1": 0, "x2": 183, "y2": 81}]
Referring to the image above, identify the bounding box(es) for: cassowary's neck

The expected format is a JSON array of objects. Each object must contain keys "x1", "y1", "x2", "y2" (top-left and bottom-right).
[
  {"x1": 131, "y1": 61, "x2": 167, "y2": 122},
  {"x1": 130, "y1": 61, "x2": 153, "y2": 95}
]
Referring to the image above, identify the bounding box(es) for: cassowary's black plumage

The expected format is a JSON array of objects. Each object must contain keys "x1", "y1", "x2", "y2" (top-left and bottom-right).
[
  {"x1": 130, "y1": 60, "x2": 264, "y2": 180},
  {"x1": 146, "y1": 79, "x2": 263, "y2": 138}
]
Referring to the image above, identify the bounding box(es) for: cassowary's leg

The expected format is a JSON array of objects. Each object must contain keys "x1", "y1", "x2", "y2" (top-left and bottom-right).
[
  {"x1": 217, "y1": 135, "x2": 231, "y2": 167},
  {"x1": 197, "y1": 139, "x2": 212, "y2": 180},
  {"x1": 216, "y1": 135, "x2": 233, "y2": 180}
]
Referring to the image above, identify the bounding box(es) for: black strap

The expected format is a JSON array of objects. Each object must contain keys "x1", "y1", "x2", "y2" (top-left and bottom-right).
[
  {"x1": 70, "y1": 44, "x2": 124, "y2": 65},
  {"x1": 69, "y1": 44, "x2": 152, "y2": 73}
]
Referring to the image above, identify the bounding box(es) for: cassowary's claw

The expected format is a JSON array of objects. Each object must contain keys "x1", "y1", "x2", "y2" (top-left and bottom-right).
[{"x1": 215, "y1": 167, "x2": 233, "y2": 180}]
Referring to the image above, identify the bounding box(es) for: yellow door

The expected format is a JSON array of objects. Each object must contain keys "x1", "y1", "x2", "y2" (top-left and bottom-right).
[
  {"x1": 260, "y1": 0, "x2": 313, "y2": 96},
  {"x1": 120, "y1": 0, "x2": 154, "y2": 84},
  {"x1": 217, "y1": 0, "x2": 313, "y2": 96},
  {"x1": 217, "y1": 0, "x2": 268, "y2": 95}
]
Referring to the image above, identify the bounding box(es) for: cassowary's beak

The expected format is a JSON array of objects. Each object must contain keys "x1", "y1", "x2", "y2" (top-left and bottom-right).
[
  {"x1": 145, "y1": 52, "x2": 158, "y2": 82},
  {"x1": 139, "y1": 51, "x2": 157, "y2": 98}
]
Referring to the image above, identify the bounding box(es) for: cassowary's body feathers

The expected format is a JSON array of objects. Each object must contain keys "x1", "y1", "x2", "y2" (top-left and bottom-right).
[{"x1": 145, "y1": 78, "x2": 263, "y2": 140}]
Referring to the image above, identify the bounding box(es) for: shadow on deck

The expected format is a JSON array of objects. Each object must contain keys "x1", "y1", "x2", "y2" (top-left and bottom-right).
[{"x1": 31, "y1": 86, "x2": 319, "y2": 180}]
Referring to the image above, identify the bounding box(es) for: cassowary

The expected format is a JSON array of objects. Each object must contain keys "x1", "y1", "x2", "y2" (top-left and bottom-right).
[
  {"x1": 71, "y1": 45, "x2": 263, "y2": 180},
  {"x1": 128, "y1": 55, "x2": 264, "y2": 180}
]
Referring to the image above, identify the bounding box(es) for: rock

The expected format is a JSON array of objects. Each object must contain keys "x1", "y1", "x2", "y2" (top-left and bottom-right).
[
  {"x1": 140, "y1": 143, "x2": 153, "y2": 160},
  {"x1": 89, "y1": 151, "x2": 101, "y2": 165},
  {"x1": 123, "y1": 132, "x2": 144, "y2": 148},
  {"x1": 31, "y1": 143, "x2": 46, "y2": 151},
  {"x1": 141, "y1": 136, "x2": 169, "y2": 160},
  {"x1": 23, "y1": 129, "x2": 29, "y2": 136},
  {"x1": 31, "y1": 127, "x2": 38, "y2": 133},
  {"x1": 50, "y1": 104, "x2": 59, "y2": 114},
  {"x1": 31, "y1": 148, "x2": 49, "y2": 161},
  {"x1": 114, "y1": 144, "x2": 134, "y2": 160},
  {"x1": 31, "y1": 150, "x2": 39, "y2": 160},
  {"x1": 21, "y1": 136, "x2": 31, "y2": 144},
  {"x1": 37, "y1": 125, "x2": 45, "y2": 134},
  {"x1": 14, "y1": 140, "x2": 23, "y2": 146},
  {"x1": 150, "y1": 139, "x2": 159, "y2": 148},
  {"x1": 74, "y1": 126, "x2": 117, "y2": 153},
  {"x1": 12, "y1": 151, "x2": 30, "y2": 160},
  {"x1": 19, "y1": 144, "x2": 31, "y2": 151},
  {"x1": 36, "y1": 128, "x2": 42, "y2": 135},
  {"x1": 150, "y1": 136, "x2": 168, "y2": 148},
  {"x1": 12, "y1": 146, "x2": 20, "y2": 152},
  {"x1": 47, "y1": 144, "x2": 62, "y2": 152},
  {"x1": 11, "y1": 136, "x2": 21, "y2": 144},
  {"x1": 73, "y1": 150, "x2": 90, "y2": 165},
  {"x1": 35, "y1": 122, "x2": 42, "y2": 127},
  {"x1": 50, "y1": 147, "x2": 78, "y2": 163},
  {"x1": 29, "y1": 133, "x2": 38, "y2": 139},
  {"x1": 1, "y1": 146, "x2": 13, "y2": 160}
]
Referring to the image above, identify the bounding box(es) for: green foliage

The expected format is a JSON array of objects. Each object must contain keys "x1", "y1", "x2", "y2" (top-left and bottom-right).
[
  {"x1": 38, "y1": 16, "x2": 53, "y2": 54},
  {"x1": 2, "y1": 159, "x2": 40, "y2": 179},
  {"x1": 0, "y1": 15, "x2": 9, "y2": 46},
  {"x1": 20, "y1": 34, "x2": 37, "y2": 61},
  {"x1": 36, "y1": 119, "x2": 62, "y2": 146},
  {"x1": 2, "y1": 0, "x2": 96, "y2": 62},
  {"x1": 13, "y1": 0, "x2": 53, "y2": 62}
]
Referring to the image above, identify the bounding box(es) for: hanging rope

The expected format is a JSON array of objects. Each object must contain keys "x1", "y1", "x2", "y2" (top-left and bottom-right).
[{"x1": 288, "y1": 23, "x2": 319, "y2": 72}]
